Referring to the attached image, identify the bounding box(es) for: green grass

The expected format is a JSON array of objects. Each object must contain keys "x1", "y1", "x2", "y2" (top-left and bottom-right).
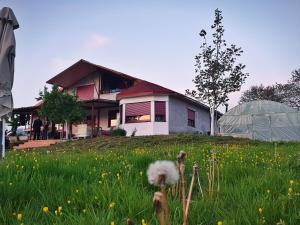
[{"x1": 0, "y1": 134, "x2": 300, "y2": 225}]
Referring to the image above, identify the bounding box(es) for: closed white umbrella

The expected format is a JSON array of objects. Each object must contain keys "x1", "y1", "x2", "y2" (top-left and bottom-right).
[{"x1": 0, "y1": 7, "x2": 19, "y2": 158}]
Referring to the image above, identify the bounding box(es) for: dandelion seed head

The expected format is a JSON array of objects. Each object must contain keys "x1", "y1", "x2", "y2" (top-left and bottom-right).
[{"x1": 147, "y1": 160, "x2": 179, "y2": 186}]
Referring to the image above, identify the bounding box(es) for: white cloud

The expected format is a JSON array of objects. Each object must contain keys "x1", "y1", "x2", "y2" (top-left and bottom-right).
[{"x1": 83, "y1": 33, "x2": 111, "y2": 50}]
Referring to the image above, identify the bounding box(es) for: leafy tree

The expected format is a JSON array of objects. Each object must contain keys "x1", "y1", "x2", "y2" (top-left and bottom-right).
[
  {"x1": 186, "y1": 9, "x2": 249, "y2": 135},
  {"x1": 239, "y1": 85, "x2": 282, "y2": 103},
  {"x1": 38, "y1": 85, "x2": 86, "y2": 138},
  {"x1": 6, "y1": 114, "x2": 20, "y2": 135},
  {"x1": 240, "y1": 69, "x2": 300, "y2": 110},
  {"x1": 291, "y1": 69, "x2": 300, "y2": 83}
]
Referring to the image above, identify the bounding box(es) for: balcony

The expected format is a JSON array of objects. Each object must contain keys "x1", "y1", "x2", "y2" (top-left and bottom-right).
[{"x1": 100, "y1": 92, "x2": 119, "y2": 101}]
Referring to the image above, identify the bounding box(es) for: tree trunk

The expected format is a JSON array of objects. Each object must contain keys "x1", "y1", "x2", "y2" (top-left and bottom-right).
[
  {"x1": 210, "y1": 107, "x2": 215, "y2": 136},
  {"x1": 65, "y1": 120, "x2": 69, "y2": 140}
]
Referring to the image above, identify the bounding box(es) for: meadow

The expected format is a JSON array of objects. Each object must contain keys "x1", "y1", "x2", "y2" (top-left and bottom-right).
[{"x1": 0, "y1": 134, "x2": 299, "y2": 225}]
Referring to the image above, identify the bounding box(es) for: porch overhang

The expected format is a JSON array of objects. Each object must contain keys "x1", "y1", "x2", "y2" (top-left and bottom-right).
[
  {"x1": 80, "y1": 99, "x2": 119, "y2": 109},
  {"x1": 13, "y1": 105, "x2": 39, "y2": 114}
]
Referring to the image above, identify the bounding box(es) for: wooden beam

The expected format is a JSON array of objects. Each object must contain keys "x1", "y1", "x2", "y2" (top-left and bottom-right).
[
  {"x1": 91, "y1": 102, "x2": 95, "y2": 141},
  {"x1": 97, "y1": 108, "x2": 100, "y2": 137},
  {"x1": 29, "y1": 111, "x2": 33, "y2": 140}
]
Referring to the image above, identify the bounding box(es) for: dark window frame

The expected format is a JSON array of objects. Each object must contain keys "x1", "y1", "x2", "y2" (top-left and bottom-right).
[
  {"x1": 187, "y1": 109, "x2": 196, "y2": 127},
  {"x1": 155, "y1": 101, "x2": 166, "y2": 122}
]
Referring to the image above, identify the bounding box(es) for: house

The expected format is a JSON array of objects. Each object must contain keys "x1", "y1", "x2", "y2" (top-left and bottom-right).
[{"x1": 14, "y1": 59, "x2": 217, "y2": 137}]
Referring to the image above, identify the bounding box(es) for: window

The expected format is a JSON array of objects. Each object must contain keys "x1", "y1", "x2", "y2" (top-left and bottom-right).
[
  {"x1": 155, "y1": 101, "x2": 166, "y2": 122},
  {"x1": 187, "y1": 109, "x2": 195, "y2": 127},
  {"x1": 77, "y1": 84, "x2": 94, "y2": 100},
  {"x1": 125, "y1": 102, "x2": 151, "y2": 123}
]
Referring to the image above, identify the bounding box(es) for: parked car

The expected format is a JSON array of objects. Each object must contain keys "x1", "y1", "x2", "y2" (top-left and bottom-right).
[{"x1": 6, "y1": 126, "x2": 30, "y2": 143}]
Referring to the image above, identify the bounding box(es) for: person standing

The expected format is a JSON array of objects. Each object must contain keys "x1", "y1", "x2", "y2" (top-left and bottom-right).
[
  {"x1": 43, "y1": 121, "x2": 50, "y2": 140},
  {"x1": 33, "y1": 117, "x2": 43, "y2": 140}
]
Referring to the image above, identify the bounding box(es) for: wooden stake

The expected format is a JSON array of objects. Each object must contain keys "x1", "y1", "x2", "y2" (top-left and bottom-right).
[{"x1": 185, "y1": 164, "x2": 198, "y2": 223}]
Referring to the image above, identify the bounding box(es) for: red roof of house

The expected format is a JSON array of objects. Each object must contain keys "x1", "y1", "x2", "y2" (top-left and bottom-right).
[
  {"x1": 46, "y1": 59, "x2": 137, "y2": 88},
  {"x1": 116, "y1": 80, "x2": 213, "y2": 112},
  {"x1": 43, "y1": 59, "x2": 215, "y2": 113},
  {"x1": 116, "y1": 80, "x2": 176, "y2": 100}
]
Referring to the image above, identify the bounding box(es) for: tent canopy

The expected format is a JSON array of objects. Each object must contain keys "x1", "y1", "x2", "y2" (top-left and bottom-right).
[
  {"x1": 218, "y1": 100, "x2": 300, "y2": 141},
  {"x1": 0, "y1": 7, "x2": 19, "y2": 118}
]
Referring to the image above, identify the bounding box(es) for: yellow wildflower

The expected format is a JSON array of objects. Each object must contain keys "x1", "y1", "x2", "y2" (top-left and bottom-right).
[
  {"x1": 42, "y1": 207, "x2": 49, "y2": 214},
  {"x1": 267, "y1": 189, "x2": 270, "y2": 194},
  {"x1": 82, "y1": 209, "x2": 86, "y2": 213},
  {"x1": 17, "y1": 213, "x2": 22, "y2": 221},
  {"x1": 55, "y1": 206, "x2": 63, "y2": 216},
  {"x1": 139, "y1": 171, "x2": 143, "y2": 176},
  {"x1": 289, "y1": 180, "x2": 294, "y2": 185},
  {"x1": 142, "y1": 219, "x2": 147, "y2": 225},
  {"x1": 67, "y1": 200, "x2": 71, "y2": 204},
  {"x1": 111, "y1": 222, "x2": 115, "y2": 225},
  {"x1": 217, "y1": 221, "x2": 223, "y2": 225},
  {"x1": 258, "y1": 208, "x2": 263, "y2": 214},
  {"x1": 109, "y1": 202, "x2": 115, "y2": 209},
  {"x1": 288, "y1": 188, "x2": 293, "y2": 194}
]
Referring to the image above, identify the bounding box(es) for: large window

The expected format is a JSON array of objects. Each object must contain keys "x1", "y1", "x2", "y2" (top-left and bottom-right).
[
  {"x1": 155, "y1": 101, "x2": 166, "y2": 122},
  {"x1": 187, "y1": 109, "x2": 195, "y2": 127},
  {"x1": 125, "y1": 102, "x2": 151, "y2": 123},
  {"x1": 77, "y1": 84, "x2": 94, "y2": 100}
]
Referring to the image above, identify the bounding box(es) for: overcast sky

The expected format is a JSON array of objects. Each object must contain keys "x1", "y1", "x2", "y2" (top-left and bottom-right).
[{"x1": 2, "y1": 0, "x2": 300, "y2": 111}]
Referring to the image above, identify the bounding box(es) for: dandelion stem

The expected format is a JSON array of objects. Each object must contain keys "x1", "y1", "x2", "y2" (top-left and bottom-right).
[
  {"x1": 177, "y1": 151, "x2": 187, "y2": 225},
  {"x1": 180, "y1": 164, "x2": 187, "y2": 225},
  {"x1": 126, "y1": 219, "x2": 134, "y2": 225},
  {"x1": 212, "y1": 155, "x2": 215, "y2": 197},
  {"x1": 161, "y1": 186, "x2": 170, "y2": 225},
  {"x1": 197, "y1": 172, "x2": 204, "y2": 198},
  {"x1": 153, "y1": 192, "x2": 165, "y2": 225},
  {"x1": 217, "y1": 160, "x2": 220, "y2": 193}
]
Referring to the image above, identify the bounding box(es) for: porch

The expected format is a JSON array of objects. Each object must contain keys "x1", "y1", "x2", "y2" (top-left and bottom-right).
[
  {"x1": 71, "y1": 99, "x2": 120, "y2": 138},
  {"x1": 12, "y1": 99, "x2": 120, "y2": 142}
]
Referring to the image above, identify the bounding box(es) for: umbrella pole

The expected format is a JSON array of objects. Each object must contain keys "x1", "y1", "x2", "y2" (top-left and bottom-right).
[{"x1": 0, "y1": 117, "x2": 5, "y2": 158}]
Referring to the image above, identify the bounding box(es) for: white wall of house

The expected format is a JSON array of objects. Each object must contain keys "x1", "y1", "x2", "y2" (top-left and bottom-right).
[
  {"x1": 168, "y1": 96, "x2": 211, "y2": 134},
  {"x1": 100, "y1": 92, "x2": 118, "y2": 101},
  {"x1": 119, "y1": 96, "x2": 169, "y2": 136}
]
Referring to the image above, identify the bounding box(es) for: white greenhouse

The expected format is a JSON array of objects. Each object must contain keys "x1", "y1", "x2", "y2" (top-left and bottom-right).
[{"x1": 218, "y1": 100, "x2": 300, "y2": 141}]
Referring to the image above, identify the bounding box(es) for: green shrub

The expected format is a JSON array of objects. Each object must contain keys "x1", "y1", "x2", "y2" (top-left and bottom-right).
[{"x1": 111, "y1": 128, "x2": 127, "y2": 136}]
